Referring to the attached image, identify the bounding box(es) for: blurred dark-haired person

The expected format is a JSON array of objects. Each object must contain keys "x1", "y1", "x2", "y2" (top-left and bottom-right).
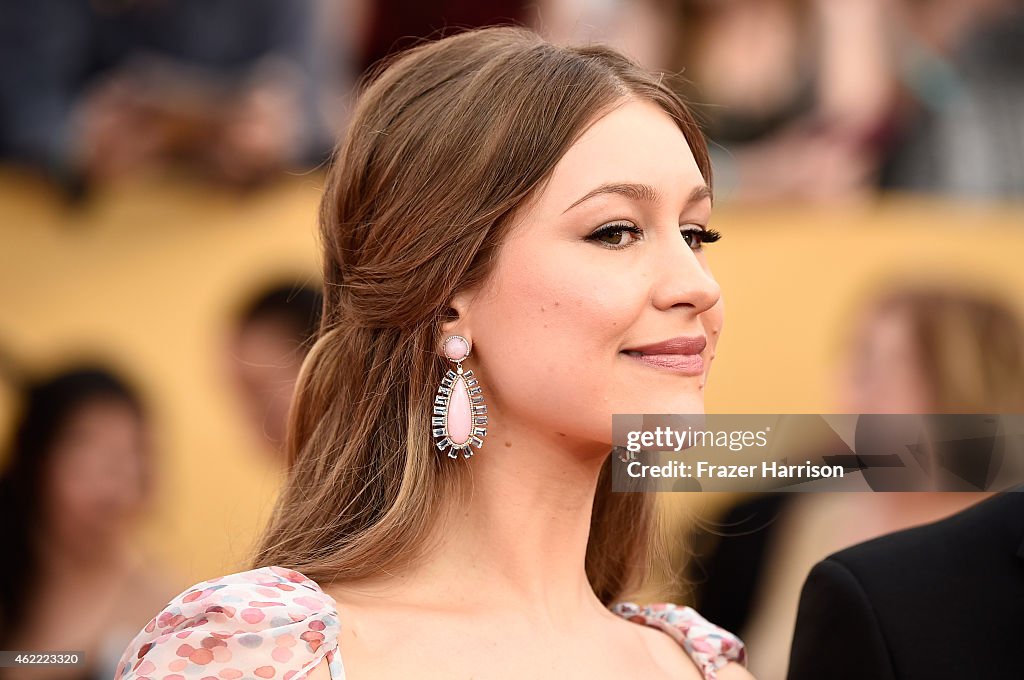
[
  {"x1": 787, "y1": 489, "x2": 1024, "y2": 679},
  {"x1": 226, "y1": 282, "x2": 323, "y2": 459},
  {"x1": 665, "y1": 0, "x2": 897, "y2": 203},
  {"x1": 0, "y1": 366, "x2": 178, "y2": 680}
]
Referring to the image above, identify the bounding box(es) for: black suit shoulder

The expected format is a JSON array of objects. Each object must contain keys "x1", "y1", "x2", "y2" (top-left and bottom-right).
[
  {"x1": 789, "y1": 492, "x2": 1024, "y2": 680},
  {"x1": 787, "y1": 556, "x2": 897, "y2": 680},
  {"x1": 827, "y1": 491, "x2": 1024, "y2": 578}
]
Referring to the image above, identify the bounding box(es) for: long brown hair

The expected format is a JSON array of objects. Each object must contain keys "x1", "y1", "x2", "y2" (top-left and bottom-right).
[
  {"x1": 252, "y1": 25, "x2": 711, "y2": 605},
  {"x1": 870, "y1": 285, "x2": 1024, "y2": 412}
]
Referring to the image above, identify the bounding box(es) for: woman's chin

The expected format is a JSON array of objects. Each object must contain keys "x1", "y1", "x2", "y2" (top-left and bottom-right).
[{"x1": 622, "y1": 394, "x2": 706, "y2": 416}]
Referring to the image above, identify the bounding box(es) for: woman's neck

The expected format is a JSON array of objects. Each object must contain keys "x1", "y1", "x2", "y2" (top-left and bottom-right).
[{"x1": 335, "y1": 423, "x2": 613, "y2": 626}]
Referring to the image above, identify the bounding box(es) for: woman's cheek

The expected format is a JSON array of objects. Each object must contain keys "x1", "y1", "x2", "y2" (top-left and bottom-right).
[{"x1": 475, "y1": 293, "x2": 627, "y2": 428}]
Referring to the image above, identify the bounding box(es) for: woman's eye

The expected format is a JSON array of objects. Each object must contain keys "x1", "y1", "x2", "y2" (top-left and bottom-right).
[
  {"x1": 586, "y1": 222, "x2": 644, "y2": 249},
  {"x1": 682, "y1": 225, "x2": 722, "y2": 250}
]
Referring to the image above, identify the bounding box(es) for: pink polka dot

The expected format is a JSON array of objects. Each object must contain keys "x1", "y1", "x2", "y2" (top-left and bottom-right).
[
  {"x1": 189, "y1": 647, "x2": 214, "y2": 665},
  {"x1": 299, "y1": 630, "x2": 324, "y2": 652},
  {"x1": 256, "y1": 587, "x2": 280, "y2": 598},
  {"x1": 275, "y1": 634, "x2": 296, "y2": 648},
  {"x1": 201, "y1": 637, "x2": 227, "y2": 650},
  {"x1": 308, "y1": 619, "x2": 326, "y2": 631},
  {"x1": 175, "y1": 644, "x2": 195, "y2": 658},
  {"x1": 164, "y1": 675, "x2": 185, "y2": 680},
  {"x1": 169, "y1": 659, "x2": 187, "y2": 672},
  {"x1": 218, "y1": 670, "x2": 243, "y2": 680},
  {"x1": 137, "y1": 660, "x2": 156, "y2": 674},
  {"x1": 254, "y1": 666, "x2": 276, "y2": 678},
  {"x1": 162, "y1": 614, "x2": 185, "y2": 628},
  {"x1": 272, "y1": 647, "x2": 293, "y2": 663},
  {"x1": 241, "y1": 608, "x2": 265, "y2": 624},
  {"x1": 212, "y1": 646, "x2": 232, "y2": 663},
  {"x1": 270, "y1": 567, "x2": 308, "y2": 584},
  {"x1": 295, "y1": 597, "x2": 323, "y2": 610}
]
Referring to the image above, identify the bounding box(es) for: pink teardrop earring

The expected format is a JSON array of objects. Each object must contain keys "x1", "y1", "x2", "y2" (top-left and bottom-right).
[{"x1": 433, "y1": 335, "x2": 487, "y2": 459}]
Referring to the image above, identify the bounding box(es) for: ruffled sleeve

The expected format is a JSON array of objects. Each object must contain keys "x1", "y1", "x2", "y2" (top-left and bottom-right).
[
  {"x1": 115, "y1": 565, "x2": 343, "y2": 680},
  {"x1": 610, "y1": 602, "x2": 746, "y2": 679}
]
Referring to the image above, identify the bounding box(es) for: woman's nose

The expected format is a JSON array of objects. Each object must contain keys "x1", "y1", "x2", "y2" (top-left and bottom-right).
[{"x1": 649, "y1": 235, "x2": 721, "y2": 314}]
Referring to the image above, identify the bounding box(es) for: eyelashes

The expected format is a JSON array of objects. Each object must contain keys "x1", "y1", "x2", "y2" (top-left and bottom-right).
[
  {"x1": 586, "y1": 222, "x2": 643, "y2": 248},
  {"x1": 586, "y1": 222, "x2": 722, "y2": 250},
  {"x1": 691, "y1": 227, "x2": 722, "y2": 248}
]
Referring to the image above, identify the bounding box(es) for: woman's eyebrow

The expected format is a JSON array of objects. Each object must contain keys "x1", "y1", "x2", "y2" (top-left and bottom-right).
[{"x1": 562, "y1": 182, "x2": 711, "y2": 214}]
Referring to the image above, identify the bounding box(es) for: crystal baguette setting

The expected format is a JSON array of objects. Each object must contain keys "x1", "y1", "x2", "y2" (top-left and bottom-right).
[{"x1": 434, "y1": 335, "x2": 487, "y2": 459}]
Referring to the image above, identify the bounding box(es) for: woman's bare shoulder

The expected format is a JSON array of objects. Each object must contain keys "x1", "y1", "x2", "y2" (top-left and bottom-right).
[
  {"x1": 717, "y1": 662, "x2": 757, "y2": 679},
  {"x1": 626, "y1": 619, "x2": 706, "y2": 679}
]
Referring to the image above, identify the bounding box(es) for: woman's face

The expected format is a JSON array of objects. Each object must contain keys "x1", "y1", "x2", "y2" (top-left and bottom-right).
[
  {"x1": 839, "y1": 305, "x2": 933, "y2": 413},
  {"x1": 460, "y1": 99, "x2": 723, "y2": 450},
  {"x1": 44, "y1": 398, "x2": 149, "y2": 545}
]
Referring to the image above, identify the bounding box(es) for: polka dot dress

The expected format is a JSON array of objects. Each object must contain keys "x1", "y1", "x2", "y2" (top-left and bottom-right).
[
  {"x1": 116, "y1": 566, "x2": 745, "y2": 679},
  {"x1": 610, "y1": 602, "x2": 747, "y2": 678},
  {"x1": 115, "y1": 566, "x2": 343, "y2": 680}
]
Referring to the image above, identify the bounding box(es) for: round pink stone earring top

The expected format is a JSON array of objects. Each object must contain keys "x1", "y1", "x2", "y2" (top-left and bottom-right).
[{"x1": 443, "y1": 335, "x2": 470, "y2": 362}]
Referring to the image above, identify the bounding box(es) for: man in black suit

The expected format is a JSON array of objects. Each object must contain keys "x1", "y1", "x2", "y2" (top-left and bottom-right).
[{"x1": 787, "y1": 491, "x2": 1024, "y2": 679}]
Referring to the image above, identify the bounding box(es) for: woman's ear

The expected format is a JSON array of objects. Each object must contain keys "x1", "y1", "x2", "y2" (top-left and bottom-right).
[{"x1": 440, "y1": 288, "x2": 476, "y2": 339}]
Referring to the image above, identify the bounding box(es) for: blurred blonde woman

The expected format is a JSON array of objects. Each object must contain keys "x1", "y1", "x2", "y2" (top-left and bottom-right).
[
  {"x1": 115, "y1": 26, "x2": 752, "y2": 680},
  {"x1": 738, "y1": 282, "x2": 1024, "y2": 680}
]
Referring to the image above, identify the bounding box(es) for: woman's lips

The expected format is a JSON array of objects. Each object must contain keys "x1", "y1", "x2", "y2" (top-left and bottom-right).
[
  {"x1": 622, "y1": 351, "x2": 705, "y2": 376},
  {"x1": 620, "y1": 335, "x2": 707, "y2": 376}
]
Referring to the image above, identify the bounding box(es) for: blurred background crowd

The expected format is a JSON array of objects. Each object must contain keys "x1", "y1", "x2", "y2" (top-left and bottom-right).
[
  {"x1": 1, "y1": 1, "x2": 1023, "y2": 679},
  {"x1": 3, "y1": 0, "x2": 1024, "y2": 199}
]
